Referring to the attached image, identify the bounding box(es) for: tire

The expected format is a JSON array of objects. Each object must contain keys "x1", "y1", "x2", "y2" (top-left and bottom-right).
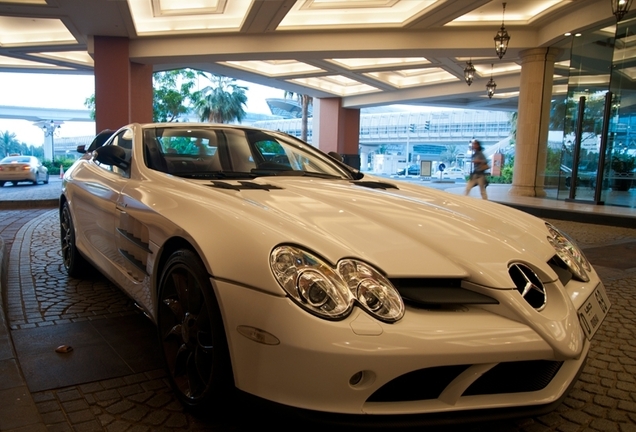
[
  {"x1": 44, "y1": 173, "x2": 49, "y2": 184},
  {"x1": 32, "y1": 173, "x2": 39, "y2": 185},
  {"x1": 0, "y1": 181, "x2": 4, "y2": 187},
  {"x1": 157, "y1": 249, "x2": 233, "y2": 411},
  {"x1": 60, "y1": 202, "x2": 90, "y2": 277}
]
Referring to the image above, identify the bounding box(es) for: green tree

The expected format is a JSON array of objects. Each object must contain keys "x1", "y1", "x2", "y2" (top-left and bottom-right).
[
  {"x1": 508, "y1": 111, "x2": 517, "y2": 147},
  {"x1": 439, "y1": 144, "x2": 461, "y2": 164},
  {"x1": 0, "y1": 131, "x2": 19, "y2": 157},
  {"x1": 284, "y1": 91, "x2": 312, "y2": 141},
  {"x1": 153, "y1": 69, "x2": 200, "y2": 122},
  {"x1": 83, "y1": 69, "x2": 202, "y2": 123},
  {"x1": 195, "y1": 74, "x2": 247, "y2": 124},
  {"x1": 84, "y1": 95, "x2": 95, "y2": 120}
]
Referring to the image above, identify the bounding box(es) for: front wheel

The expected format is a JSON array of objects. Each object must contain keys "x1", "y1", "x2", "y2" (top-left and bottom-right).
[
  {"x1": 157, "y1": 249, "x2": 233, "y2": 411},
  {"x1": 60, "y1": 202, "x2": 90, "y2": 277}
]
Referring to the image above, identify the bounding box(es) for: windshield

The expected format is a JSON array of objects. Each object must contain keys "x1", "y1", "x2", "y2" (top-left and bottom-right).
[
  {"x1": 1, "y1": 156, "x2": 32, "y2": 164},
  {"x1": 143, "y1": 126, "x2": 356, "y2": 180}
]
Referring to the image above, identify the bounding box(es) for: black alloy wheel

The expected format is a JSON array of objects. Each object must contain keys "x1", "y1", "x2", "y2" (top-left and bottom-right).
[
  {"x1": 157, "y1": 249, "x2": 233, "y2": 411},
  {"x1": 60, "y1": 202, "x2": 90, "y2": 277}
]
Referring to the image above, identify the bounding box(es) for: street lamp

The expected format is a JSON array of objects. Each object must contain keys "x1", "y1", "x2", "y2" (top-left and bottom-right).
[{"x1": 42, "y1": 120, "x2": 60, "y2": 161}]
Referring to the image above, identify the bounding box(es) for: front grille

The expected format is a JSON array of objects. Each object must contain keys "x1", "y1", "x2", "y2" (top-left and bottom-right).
[{"x1": 367, "y1": 360, "x2": 563, "y2": 403}]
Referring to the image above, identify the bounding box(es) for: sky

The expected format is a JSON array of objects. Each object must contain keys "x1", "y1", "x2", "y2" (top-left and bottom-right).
[{"x1": 0, "y1": 72, "x2": 286, "y2": 147}]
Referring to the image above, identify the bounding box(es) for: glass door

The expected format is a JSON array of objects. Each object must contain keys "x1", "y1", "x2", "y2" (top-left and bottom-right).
[{"x1": 604, "y1": 18, "x2": 636, "y2": 208}]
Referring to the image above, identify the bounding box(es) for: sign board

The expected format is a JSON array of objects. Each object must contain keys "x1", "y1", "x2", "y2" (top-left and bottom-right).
[{"x1": 420, "y1": 160, "x2": 432, "y2": 176}]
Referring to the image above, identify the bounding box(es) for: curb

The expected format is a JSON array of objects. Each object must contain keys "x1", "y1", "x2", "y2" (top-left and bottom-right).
[
  {"x1": 0, "y1": 235, "x2": 46, "y2": 431},
  {"x1": 0, "y1": 199, "x2": 58, "y2": 210}
]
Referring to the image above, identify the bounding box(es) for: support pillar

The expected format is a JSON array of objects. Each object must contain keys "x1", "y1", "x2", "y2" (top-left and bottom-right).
[
  {"x1": 130, "y1": 62, "x2": 154, "y2": 123},
  {"x1": 509, "y1": 47, "x2": 562, "y2": 197},
  {"x1": 93, "y1": 36, "x2": 153, "y2": 132},
  {"x1": 313, "y1": 98, "x2": 361, "y2": 169}
]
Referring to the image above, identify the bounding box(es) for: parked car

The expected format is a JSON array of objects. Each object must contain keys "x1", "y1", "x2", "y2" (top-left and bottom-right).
[
  {"x1": 60, "y1": 123, "x2": 610, "y2": 424},
  {"x1": 397, "y1": 164, "x2": 420, "y2": 176},
  {"x1": 0, "y1": 155, "x2": 49, "y2": 186},
  {"x1": 438, "y1": 166, "x2": 466, "y2": 180}
]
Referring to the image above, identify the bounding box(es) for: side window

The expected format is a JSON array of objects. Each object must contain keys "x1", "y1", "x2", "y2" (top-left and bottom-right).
[{"x1": 95, "y1": 129, "x2": 133, "y2": 178}]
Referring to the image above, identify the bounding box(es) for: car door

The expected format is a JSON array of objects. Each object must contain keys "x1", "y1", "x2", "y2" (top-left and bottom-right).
[{"x1": 70, "y1": 129, "x2": 133, "y2": 276}]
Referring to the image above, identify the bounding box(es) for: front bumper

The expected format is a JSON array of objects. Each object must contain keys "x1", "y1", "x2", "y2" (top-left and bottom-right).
[{"x1": 213, "y1": 278, "x2": 591, "y2": 416}]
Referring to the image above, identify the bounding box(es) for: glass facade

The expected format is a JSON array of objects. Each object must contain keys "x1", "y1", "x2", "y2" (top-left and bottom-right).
[{"x1": 552, "y1": 18, "x2": 636, "y2": 208}]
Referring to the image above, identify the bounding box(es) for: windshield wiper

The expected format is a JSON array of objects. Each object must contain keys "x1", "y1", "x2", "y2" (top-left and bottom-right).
[
  {"x1": 175, "y1": 171, "x2": 258, "y2": 180},
  {"x1": 250, "y1": 169, "x2": 343, "y2": 179}
]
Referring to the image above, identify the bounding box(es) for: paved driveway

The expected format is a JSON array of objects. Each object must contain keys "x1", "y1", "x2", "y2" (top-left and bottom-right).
[{"x1": 1, "y1": 208, "x2": 636, "y2": 431}]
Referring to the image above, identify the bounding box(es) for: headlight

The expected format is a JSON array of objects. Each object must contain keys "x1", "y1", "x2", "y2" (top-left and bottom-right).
[
  {"x1": 270, "y1": 246, "x2": 404, "y2": 322},
  {"x1": 270, "y1": 246, "x2": 354, "y2": 320},
  {"x1": 338, "y1": 259, "x2": 404, "y2": 322},
  {"x1": 546, "y1": 222, "x2": 591, "y2": 282}
]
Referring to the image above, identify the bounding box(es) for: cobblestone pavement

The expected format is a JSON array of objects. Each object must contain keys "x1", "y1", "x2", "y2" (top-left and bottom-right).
[{"x1": 1, "y1": 208, "x2": 636, "y2": 431}]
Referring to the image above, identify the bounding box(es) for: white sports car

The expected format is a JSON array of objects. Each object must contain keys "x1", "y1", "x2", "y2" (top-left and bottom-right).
[{"x1": 60, "y1": 123, "x2": 610, "y2": 423}]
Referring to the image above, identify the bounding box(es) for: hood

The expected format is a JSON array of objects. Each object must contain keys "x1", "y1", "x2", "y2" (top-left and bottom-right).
[{"x1": 155, "y1": 175, "x2": 556, "y2": 289}]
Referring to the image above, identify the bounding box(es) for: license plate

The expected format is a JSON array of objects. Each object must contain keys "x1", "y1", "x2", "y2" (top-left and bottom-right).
[{"x1": 578, "y1": 283, "x2": 611, "y2": 340}]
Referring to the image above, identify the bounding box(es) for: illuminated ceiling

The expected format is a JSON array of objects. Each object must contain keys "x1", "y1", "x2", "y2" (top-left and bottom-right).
[{"x1": 0, "y1": 0, "x2": 625, "y2": 111}]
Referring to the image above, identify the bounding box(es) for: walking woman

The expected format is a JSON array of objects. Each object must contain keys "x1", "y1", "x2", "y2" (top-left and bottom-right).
[{"x1": 464, "y1": 139, "x2": 489, "y2": 200}]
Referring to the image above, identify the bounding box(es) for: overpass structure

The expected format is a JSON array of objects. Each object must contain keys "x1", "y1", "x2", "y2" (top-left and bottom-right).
[
  {"x1": 2, "y1": 103, "x2": 512, "y2": 172},
  {"x1": 0, "y1": 105, "x2": 92, "y2": 160}
]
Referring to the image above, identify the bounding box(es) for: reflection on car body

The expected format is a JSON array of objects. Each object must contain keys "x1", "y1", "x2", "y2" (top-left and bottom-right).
[{"x1": 60, "y1": 123, "x2": 610, "y2": 425}]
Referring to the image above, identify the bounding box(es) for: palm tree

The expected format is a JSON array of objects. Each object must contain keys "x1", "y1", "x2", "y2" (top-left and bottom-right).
[
  {"x1": 284, "y1": 91, "x2": 312, "y2": 141},
  {"x1": 0, "y1": 131, "x2": 18, "y2": 157},
  {"x1": 195, "y1": 74, "x2": 248, "y2": 124}
]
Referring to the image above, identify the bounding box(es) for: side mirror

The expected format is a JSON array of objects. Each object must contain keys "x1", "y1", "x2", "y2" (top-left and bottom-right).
[
  {"x1": 328, "y1": 151, "x2": 343, "y2": 162},
  {"x1": 94, "y1": 145, "x2": 129, "y2": 170},
  {"x1": 77, "y1": 145, "x2": 86, "y2": 154}
]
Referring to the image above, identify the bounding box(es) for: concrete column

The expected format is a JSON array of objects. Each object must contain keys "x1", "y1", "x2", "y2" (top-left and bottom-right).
[
  {"x1": 93, "y1": 37, "x2": 154, "y2": 131},
  {"x1": 313, "y1": 98, "x2": 361, "y2": 169},
  {"x1": 509, "y1": 47, "x2": 561, "y2": 197},
  {"x1": 94, "y1": 37, "x2": 130, "y2": 132},
  {"x1": 130, "y1": 62, "x2": 154, "y2": 124}
]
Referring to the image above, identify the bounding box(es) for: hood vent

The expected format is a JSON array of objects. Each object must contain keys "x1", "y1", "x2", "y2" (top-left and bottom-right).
[
  {"x1": 351, "y1": 180, "x2": 399, "y2": 190},
  {"x1": 508, "y1": 263, "x2": 547, "y2": 311},
  {"x1": 390, "y1": 278, "x2": 498, "y2": 307}
]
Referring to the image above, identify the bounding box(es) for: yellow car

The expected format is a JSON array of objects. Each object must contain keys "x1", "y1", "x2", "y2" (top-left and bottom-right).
[{"x1": 0, "y1": 155, "x2": 49, "y2": 186}]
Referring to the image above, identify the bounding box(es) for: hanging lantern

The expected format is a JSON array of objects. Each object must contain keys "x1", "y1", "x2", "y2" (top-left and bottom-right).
[
  {"x1": 494, "y1": 3, "x2": 510, "y2": 59},
  {"x1": 486, "y1": 64, "x2": 496, "y2": 98},
  {"x1": 612, "y1": 0, "x2": 633, "y2": 21},
  {"x1": 464, "y1": 60, "x2": 476, "y2": 86}
]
